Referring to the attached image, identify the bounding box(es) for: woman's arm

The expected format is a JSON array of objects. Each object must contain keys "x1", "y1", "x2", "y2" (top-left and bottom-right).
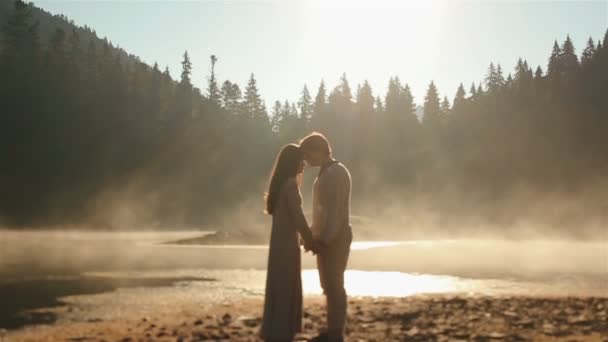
[{"x1": 286, "y1": 179, "x2": 314, "y2": 246}]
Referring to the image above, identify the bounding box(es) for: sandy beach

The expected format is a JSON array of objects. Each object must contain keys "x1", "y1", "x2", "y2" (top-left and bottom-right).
[{"x1": 6, "y1": 294, "x2": 608, "y2": 341}]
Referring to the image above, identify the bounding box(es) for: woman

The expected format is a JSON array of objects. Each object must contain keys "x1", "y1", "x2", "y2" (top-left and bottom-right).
[{"x1": 260, "y1": 144, "x2": 315, "y2": 342}]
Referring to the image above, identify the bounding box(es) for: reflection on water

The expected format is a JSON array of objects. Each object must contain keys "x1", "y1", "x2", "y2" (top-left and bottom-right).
[
  {"x1": 350, "y1": 241, "x2": 404, "y2": 250},
  {"x1": 45, "y1": 267, "x2": 603, "y2": 325},
  {"x1": 303, "y1": 270, "x2": 461, "y2": 296}
]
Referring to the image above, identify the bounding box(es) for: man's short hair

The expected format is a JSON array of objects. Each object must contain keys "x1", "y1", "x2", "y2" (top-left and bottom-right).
[{"x1": 300, "y1": 132, "x2": 332, "y2": 156}]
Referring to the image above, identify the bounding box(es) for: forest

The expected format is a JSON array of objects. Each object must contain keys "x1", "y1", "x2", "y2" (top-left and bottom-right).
[{"x1": 1, "y1": 1, "x2": 607, "y2": 236}]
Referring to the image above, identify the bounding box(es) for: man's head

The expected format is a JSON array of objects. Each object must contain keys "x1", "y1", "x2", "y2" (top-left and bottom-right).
[{"x1": 300, "y1": 132, "x2": 332, "y2": 167}]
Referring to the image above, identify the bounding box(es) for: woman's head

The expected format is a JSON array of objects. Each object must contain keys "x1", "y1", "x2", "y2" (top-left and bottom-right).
[{"x1": 265, "y1": 144, "x2": 305, "y2": 215}]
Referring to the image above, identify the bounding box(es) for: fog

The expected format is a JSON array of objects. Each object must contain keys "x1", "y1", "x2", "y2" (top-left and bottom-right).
[
  {"x1": 1, "y1": 230, "x2": 606, "y2": 281},
  {"x1": 2, "y1": 229, "x2": 606, "y2": 329}
]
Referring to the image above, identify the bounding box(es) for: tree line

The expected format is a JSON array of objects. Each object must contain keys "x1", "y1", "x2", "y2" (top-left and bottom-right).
[{"x1": 1, "y1": 1, "x2": 607, "y2": 230}]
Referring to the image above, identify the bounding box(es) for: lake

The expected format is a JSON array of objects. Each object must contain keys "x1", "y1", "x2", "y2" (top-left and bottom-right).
[{"x1": 1, "y1": 230, "x2": 606, "y2": 330}]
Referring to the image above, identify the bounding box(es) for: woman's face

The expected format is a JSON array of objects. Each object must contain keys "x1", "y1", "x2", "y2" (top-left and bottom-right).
[{"x1": 297, "y1": 159, "x2": 305, "y2": 174}]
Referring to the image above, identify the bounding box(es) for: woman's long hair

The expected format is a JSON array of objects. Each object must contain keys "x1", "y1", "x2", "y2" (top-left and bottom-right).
[{"x1": 265, "y1": 144, "x2": 304, "y2": 215}]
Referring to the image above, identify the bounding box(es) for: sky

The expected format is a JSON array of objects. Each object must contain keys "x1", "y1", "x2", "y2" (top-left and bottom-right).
[{"x1": 35, "y1": 0, "x2": 607, "y2": 106}]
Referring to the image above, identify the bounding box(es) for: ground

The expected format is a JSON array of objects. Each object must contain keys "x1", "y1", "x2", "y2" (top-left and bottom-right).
[{"x1": 7, "y1": 295, "x2": 608, "y2": 341}]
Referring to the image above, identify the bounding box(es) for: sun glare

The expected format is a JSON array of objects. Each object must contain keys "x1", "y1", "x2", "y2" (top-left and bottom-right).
[
  {"x1": 299, "y1": 0, "x2": 443, "y2": 68},
  {"x1": 302, "y1": 270, "x2": 460, "y2": 297}
]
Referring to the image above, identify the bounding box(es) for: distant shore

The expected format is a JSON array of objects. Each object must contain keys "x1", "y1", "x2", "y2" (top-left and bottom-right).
[
  {"x1": 8, "y1": 294, "x2": 608, "y2": 341},
  {"x1": 166, "y1": 230, "x2": 268, "y2": 245}
]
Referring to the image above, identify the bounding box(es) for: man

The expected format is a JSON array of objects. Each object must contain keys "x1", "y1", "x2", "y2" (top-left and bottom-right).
[{"x1": 300, "y1": 132, "x2": 352, "y2": 342}]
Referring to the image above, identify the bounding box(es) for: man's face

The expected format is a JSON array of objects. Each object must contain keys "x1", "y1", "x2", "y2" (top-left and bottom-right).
[{"x1": 303, "y1": 149, "x2": 324, "y2": 167}]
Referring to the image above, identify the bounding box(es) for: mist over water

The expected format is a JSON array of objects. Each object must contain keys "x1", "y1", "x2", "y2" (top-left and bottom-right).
[
  {"x1": 1, "y1": 229, "x2": 606, "y2": 284},
  {"x1": 1, "y1": 229, "x2": 606, "y2": 330}
]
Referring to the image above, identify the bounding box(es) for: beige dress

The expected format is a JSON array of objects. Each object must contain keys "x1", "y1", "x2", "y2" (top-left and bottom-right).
[{"x1": 261, "y1": 177, "x2": 313, "y2": 341}]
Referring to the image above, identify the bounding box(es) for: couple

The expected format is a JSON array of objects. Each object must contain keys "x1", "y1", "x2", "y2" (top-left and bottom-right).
[{"x1": 261, "y1": 132, "x2": 353, "y2": 342}]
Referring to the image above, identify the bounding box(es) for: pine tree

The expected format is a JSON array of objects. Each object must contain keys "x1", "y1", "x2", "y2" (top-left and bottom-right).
[
  {"x1": 470, "y1": 82, "x2": 477, "y2": 97},
  {"x1": 439, "y1": 96, "x2": 451, "y2": 126},
  {"x1": 485, "y1": 63, "x2": 497, "y2": 91},
  {"x1": 374, "y1": 96, "x2": 384, "y2": 114},
  {"x1": 506, "y1": 73, "x2": 513, "y2": 88},
  {"x1": 275, "y1": 100, "x2": 297, "y2": 138},
  {"x1": 534, "y1": 66, "x2": 543, "y2": 80},
  {"x1": 485, "y1": 63, "x2": 505, "y2": 92},
  {"x1": 180, "y1": 51, "x2": 192, "y2": 87},
  {"x1": 356, "y1": 80, "x2": 374, "y2": 120},
  {"x1": 271, "y1": 100, "x2": 282, "y2": 133},
  {"x1": 291, "y1": 103, "x2": 298, "y2": 121},
  {"x1": 422, "y1": 81, "x2": 441, "y2": 128},
  {"x1": 243, "y1": 73, "x2": 267, "y2": 124},
  {"x1": 298, "y1": 84, "x2": 313, "y2": 127},
  {"x1": 559, "y1": 35, "x2": 579, "y2": 75},
  {"x1": 581, "y1": 37, "x2": 596, "y2": 67},
  {"x1": 496, "y1": 64, "x2": 505, "y2": 87},
  {"x1": 339, "y1": 72, "x2": 352, "y2": 101},
  {"x1": 313, "y1": 80, "x2": 326, "y2": 114},
  {"x1": 385, "y1": 77, "x2": 400, "y2": 117},
  {"x1": 207, "y1": 55, "x2": 221, "y2": 106},
  {"x1": 400, "y1": 83, "x2": 416, "y2": 120},
  {"x1": 311, "y1": 80, "x2": 327, "y2": 130},
  {"x1": 221, "y1": 80, "x2": 242, "y2": 115},
  {"x1": 514, "y1": 58, "x2": 532, "y2": 84},
  {"x1": 453, "y1": 83, "x2": 466, "y2": 110},
  {"x1": 547, "y1": 40, "x2": 561, "y2": 77}
]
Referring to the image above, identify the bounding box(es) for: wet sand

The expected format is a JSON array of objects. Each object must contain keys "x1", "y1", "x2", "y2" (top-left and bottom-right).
[{"x1": 7, "y1": 295, "x2": 608, "y2": 341}]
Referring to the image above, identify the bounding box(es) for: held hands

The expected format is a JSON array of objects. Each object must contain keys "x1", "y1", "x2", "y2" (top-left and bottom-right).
[{"x1": 301, "y1": 238, "x2": 325, "y2": 255}]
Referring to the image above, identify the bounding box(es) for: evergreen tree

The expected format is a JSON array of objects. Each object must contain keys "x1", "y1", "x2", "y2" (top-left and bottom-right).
[
  {"x1": 440, "y1": 96, "x2": 451, "y2": 121},
  {"x1": 207, "y1": 55, "x2": 221, "y2": 106},
  {"x1": 221, "y1": 80, "x2": 242, "y2": 115},
  {"x1": 385, "y1": 76, "x2": 401, "y2": 117},
  {"x1": 485, "y1": 63, "x2": 505, "y2": 92},
  {"x1": 559, "y1": 35, "x2": 579, "y2": 75},
  {"x1": 338, "y1": 72, "x2": 352, "y2": 101},
  {"x1": 297, "y1": 84, "x2": 313, "y2": 129},
  {"x1": 547, "y1": 40, "x2": 561, "y2": 77},
  {"x1": 453, "y1": 83, "x2": 466, "y2": 110},
  {"x1": 534, "y1": 66, "x2": 543, "y2": 79},
  {"x1": 311, "y1": 80, "x2": 327, "y2": 131},
  {"x1": 243, "y1": 73, "x2": 268, "y2": 124},
  {"x1": 505, "y1": 73, "x2": 513, "y2": 88},
  {"x1": 271, "y1": 100, "x2": 282, "y2": 133},
  {"x1": 469, "y1": 82, "x2": 477, "y2": 97},
  {"x1": 374, "y1": 96, "x2": 384, "y2": 114},
  {"x1": 422, "y1": 81, "x2": 441, "y2": 128},
  {"x1": 581, "y1": 37, "x2": 596, "y2": 67},
  {"x1": 180, "y1": 50, "x2": 192, "y2": 86}
]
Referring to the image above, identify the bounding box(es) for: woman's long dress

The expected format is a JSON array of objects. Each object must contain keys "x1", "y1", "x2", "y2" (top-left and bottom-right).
[{"x1": 261, "y1": 177, "x2": 313, "y2": 341}]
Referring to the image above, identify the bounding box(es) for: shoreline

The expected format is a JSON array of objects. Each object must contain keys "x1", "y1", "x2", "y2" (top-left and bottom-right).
[{"x1": 7, "y1": 294, "x2": 608, "y2": 341}]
